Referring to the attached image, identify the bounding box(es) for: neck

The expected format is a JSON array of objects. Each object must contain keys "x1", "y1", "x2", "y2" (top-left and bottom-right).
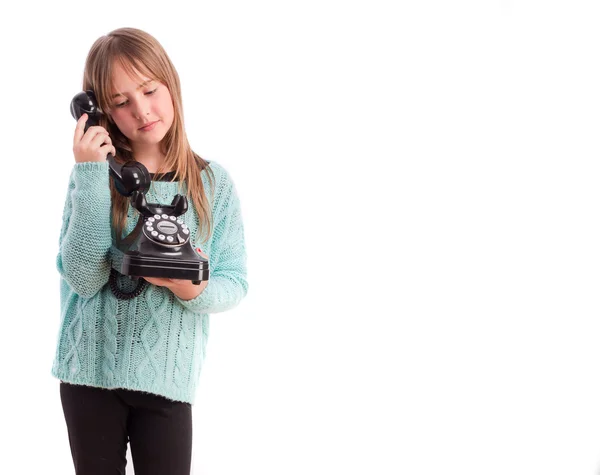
[{"x1": 131, "y1": 143, "x2": 166, "y2": 174}]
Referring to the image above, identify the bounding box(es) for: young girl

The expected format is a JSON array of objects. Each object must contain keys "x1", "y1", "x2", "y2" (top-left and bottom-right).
[{"x1": 52, "y1": 27, "x2": 248, "y2": 475}]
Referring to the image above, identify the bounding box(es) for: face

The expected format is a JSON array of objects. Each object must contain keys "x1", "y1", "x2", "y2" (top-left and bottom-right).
[{"x1": 107, "y1": 61, "x2": 175, "y2": 152}]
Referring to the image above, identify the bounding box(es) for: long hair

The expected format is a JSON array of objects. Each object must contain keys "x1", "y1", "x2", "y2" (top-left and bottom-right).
[{"x1": 81, "y1": 27, "x2": 215, "y2": 247}]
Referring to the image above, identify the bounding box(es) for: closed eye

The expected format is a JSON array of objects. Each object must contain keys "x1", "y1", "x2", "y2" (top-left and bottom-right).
[{"x1": 115, "y1": 89, "x2": 158, "y2": 108}]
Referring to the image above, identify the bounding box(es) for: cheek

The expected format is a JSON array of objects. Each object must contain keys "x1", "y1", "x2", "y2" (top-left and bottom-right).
[
  {"x1": 109, "y1": 110, "x2": 121, "y2": 123},
  {"x1": 108, "y1": 113, "x2": 133, "y2": 138},
  {"x1": 161, "y1": 91, "x2": 175, "y2": 115},
  {"x1": 110, "y1": 111, "x2": 130, "y2": 128},
  {"x1": 163, "y1": 99, "x2": 175, "y2": 121}
]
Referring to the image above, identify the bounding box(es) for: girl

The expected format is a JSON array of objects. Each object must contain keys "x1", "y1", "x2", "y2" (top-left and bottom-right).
[{"x1": 52, "y1": 27, "x2": 248, "y2": 475}]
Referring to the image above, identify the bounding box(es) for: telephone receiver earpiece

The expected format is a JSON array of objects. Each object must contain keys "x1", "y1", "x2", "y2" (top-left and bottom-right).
[{"x1": 70, "y1": 90, "x2": 151, "y2": 197}]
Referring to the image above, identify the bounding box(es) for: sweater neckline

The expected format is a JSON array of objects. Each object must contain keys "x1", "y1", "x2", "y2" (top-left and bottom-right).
[{"x1": 149, "y1": 171, "x2": 177, "y2": 182}]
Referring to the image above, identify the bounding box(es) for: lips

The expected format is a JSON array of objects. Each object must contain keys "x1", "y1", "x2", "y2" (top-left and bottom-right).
[{"x1": 139, "y1": 121, "x2": 159, "y2": 130}]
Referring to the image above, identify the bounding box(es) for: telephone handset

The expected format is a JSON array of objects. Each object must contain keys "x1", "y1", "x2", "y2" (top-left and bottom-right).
[
  {"x1": 70, "y1": 90, "x2": 151, "y2": 198},
  {"x1": 70, "y1": 90, "x2": 209, "y2": 300}
]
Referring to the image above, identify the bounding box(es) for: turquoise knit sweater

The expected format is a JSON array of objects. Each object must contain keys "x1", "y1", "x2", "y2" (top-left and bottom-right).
[{"x1": 51, "y1": 159, "x2": 248, "y2": 404}]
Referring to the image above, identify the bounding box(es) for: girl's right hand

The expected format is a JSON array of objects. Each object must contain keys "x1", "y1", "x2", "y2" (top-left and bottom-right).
[{"x1": 72, "y1": 113, "x2": 117, "y2": 163}]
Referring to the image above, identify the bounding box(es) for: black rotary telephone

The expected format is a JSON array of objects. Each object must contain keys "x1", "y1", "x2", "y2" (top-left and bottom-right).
[{"x1": 70, "y1": 90, "x2": 209, "y2": 300}]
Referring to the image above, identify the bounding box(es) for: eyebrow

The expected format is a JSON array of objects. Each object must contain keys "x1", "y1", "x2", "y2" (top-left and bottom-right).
[{"x1": 111, "y1": 79, "x2": 155, "y2": 99}]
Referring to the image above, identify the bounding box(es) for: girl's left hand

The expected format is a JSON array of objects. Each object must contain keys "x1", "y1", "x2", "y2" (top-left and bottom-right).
[{"x1": 143, "y1": 276, "x2": 208, "y2": 301}]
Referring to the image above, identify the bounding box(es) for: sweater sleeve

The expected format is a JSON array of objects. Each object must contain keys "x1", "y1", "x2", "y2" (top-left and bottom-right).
[
  {"x1": 56, "y1": 161, "x2": 113, "y2": 298},
  {"x1": 175, "y1": 167, "x2": 248, "y2": 314}
]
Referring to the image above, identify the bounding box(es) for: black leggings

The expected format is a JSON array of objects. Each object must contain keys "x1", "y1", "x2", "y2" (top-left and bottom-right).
[{"x1": 60, "y1": 381, "x2": 192, "y2": 475}]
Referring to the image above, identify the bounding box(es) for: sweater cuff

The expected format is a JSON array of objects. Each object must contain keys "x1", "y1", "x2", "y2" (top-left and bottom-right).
[{"x1": 72, "y1": 161, "x2": 109, "y2": 187}]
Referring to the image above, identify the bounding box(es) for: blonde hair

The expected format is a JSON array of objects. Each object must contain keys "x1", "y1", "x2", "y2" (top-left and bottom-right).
[{"x1": 81, "y1": 27, "x2": 215, "y2": 247}]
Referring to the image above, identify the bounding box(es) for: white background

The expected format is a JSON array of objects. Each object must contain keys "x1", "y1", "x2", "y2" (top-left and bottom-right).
[{"x1": 1, "y1": 1, "x2": 600, "y2": 474}]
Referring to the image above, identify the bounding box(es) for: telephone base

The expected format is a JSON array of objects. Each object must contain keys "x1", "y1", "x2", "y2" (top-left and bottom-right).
[{"x1": 122, "y1": 252, "x2": 209, "y2": 283}]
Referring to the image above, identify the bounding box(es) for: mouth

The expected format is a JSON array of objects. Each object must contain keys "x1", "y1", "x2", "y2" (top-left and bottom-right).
[{"x1": 139, "y1": 120, "x2": 159, "y2": 130}]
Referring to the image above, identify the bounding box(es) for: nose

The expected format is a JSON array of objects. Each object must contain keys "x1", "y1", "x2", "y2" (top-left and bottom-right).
[
  {"x1": 132, "y1": 102, "x2": 150, "y2": 119},
  {"x1": 134, "y1": 111, "x2": 150, "y2": 119}
]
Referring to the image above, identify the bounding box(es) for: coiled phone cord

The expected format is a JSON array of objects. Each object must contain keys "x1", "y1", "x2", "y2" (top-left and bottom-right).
[{"x1": 109, "y1": 268, "x2": 148, "y2": 300}]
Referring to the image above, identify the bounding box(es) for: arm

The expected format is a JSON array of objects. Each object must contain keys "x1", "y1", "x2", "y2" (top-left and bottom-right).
[
  {"x1": 174, "y1": 169, "x2": 248, "y2": 314},
  {"x1": 56, "y1": 161, "x2": 113, "y2": 298}
]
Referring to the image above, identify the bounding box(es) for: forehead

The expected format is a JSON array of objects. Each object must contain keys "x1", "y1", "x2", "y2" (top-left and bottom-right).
[{"x1": 110, "y1": 61, "x2": 154, "y2": 95}]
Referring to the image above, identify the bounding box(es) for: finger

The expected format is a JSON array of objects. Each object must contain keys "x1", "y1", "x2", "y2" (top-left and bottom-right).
[
  {"x1": 194, "y1": 247, "x2": 208, "y2": 259},
  {"x1": 143, "y1": 277, "x2": 161, "y2": 286},
  {"x1": 80, "y1": 127, "x2": 108, "y2": 148},
  {"x1": 91, "y1": 131, "x2": 111, "y2": 149},
  {"x1": 81, "y1": 127, "x2": 109, "y2": 147},
  {"x1": 143, "y1": 277, "x2": 169, "y2": 287},
  {"x1": 99, "y1": 142, "x2": 117, "y2": 158},
  {"x1": 99, "y1": 144, "x2": 115, "y2": 159},
  {"x1": 73, "y1": 113, "x2": 88, "y2": 147}
]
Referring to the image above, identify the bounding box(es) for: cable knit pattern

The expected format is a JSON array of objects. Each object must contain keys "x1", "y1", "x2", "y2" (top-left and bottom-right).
[
  {"x1": 102, "y1": 308, "x2": 117, "y2": 385},
  {"x1": 51, "y1": 159, "x2": 248, "y2": 404}
]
